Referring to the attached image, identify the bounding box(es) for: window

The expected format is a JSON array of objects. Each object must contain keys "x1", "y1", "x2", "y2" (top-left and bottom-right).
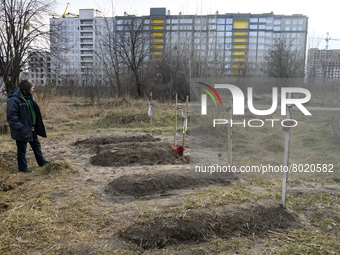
[
  {"x1": 285, "y1": 20, "x2": 291, "y2": 24},
  {"x1": 250, "y1": 25, "x2": 258, "y2": 29},
  {"x1": 285, "y1": 26, "x2": 290, "y2": 31},
  {"x1": 226, "y1": 18, "x2": 233, "y2": 24},
  {"x1": 259, "y1": 18, "x2": 266, "y2": 22},
  {"x1": 217, "y1": 25, "x2": 224, "y2": 31},
  {"x1": 274, "y1": 26, "x2": 280, "y2": 31},
  {"x1": 250, "y1": 18, "x2": 258, "y2": 23},
  {"x1": 217, "y1": 18, "x2": 225, "y2": 24},
  {"x1": 274, "y1": 20, "x2": 281, "y2": 25},
  {"x1": 226, "y1": 25, "x2": 232, "y2": 31}
]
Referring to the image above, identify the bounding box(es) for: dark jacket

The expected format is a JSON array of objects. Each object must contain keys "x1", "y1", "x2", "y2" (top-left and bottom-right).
[{"x1": 7, "y1": 89, "x2": 46, "y2": 141}]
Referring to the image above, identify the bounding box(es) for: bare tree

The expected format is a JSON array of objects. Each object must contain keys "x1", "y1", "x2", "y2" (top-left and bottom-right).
[
  {"x1": 264, "y1": 39, "x2": 305, "y2": 78},
  {"x1": 0, "y1": 0, "x2": 55, "y2": 94},
  {"x1": 115, "y1": 16, "x2": 150, "y2": 97},
  {"x1": 95, "y1": 16, "x2": 124, "y2": 97}
]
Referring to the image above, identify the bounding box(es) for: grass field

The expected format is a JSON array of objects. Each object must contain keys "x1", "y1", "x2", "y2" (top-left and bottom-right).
[{"x1": 0, "y1": 91, "x2": 340, "y2": 254}]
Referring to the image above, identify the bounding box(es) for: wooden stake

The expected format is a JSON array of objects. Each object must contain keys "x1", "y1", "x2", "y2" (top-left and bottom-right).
[
  {"x1": 227, "y1": 99, "x2": 232, "y2": 166},
  {"x1": 180, "y1": 95, "x2": 189, "y2": 156},
  {"x1": 174, "y1": 93, "x2": 178, "y2": 147},
  {"x1": 149, "y1": 92, "x2": 152, "y2": 134},
  {"x1": 282, "y1": 93, "x2": 292, "y2": 208}
]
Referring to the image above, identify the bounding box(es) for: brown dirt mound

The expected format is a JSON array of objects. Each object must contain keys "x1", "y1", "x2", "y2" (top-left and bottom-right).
[
  {"x1": 75, "y1": 134, "x2": 188, "y2": 167},
  {"x1": 74, "y1": 134, "x2": 160, "y2": 146},
  {"x1": 105, "y1": 170, "x2": 232, "y2": 199},
  {"x1": 120, "y1": 201, "x2": 301, "y2": 249},
  {"x1": 90, "y1": 141, "x2": 188, "y2": 167}
]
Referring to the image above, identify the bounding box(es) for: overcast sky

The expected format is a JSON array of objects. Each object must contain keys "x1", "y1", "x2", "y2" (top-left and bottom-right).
[{"x1": 53, "y1": 0, "x2": 340, "y2": 49}]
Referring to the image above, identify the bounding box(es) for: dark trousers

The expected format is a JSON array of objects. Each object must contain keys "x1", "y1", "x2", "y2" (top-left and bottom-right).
[{"x1": 16, "y1": 131, "x2": 46, "y2": 171}]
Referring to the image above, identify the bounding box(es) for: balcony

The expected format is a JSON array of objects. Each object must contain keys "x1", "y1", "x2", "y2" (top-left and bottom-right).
[{"x1": 81, "y1": 50, "x2": 94, "y2": 55}]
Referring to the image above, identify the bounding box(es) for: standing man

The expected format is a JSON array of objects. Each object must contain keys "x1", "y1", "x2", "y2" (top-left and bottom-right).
[{"x1": 7, "y1": 80, "x2": 49, "y2": 173}]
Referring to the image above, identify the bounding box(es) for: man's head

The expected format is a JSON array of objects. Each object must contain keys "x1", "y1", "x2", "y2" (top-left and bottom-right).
[{"x1": 19, "y1": 80, "x2": 34, "y2": 95}]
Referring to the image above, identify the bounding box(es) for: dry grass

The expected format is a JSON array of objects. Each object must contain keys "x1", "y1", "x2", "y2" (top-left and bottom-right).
[
  {"x1": 0, "y1": 96, "x2": 179, "y2": 254},
  {"x1": 0, "y1": 159, "x2": 118, "y2": 254},
  {"x1": 1, "y1": 94, "x2": 340, "y2": 254}
]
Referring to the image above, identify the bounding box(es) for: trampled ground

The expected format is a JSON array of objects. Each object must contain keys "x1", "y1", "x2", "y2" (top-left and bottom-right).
[{"x1": 1, "y1": 130, "x2": 339, "y2": 254}]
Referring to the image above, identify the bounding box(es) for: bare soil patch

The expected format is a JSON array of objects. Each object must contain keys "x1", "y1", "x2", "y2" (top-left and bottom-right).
[
  {"x1": 104, "y1": 170, "x2": 230, "y2": 200},
  {"x1": 120, "y1": 200, "x2": 301, "y2": 249},
  {"x1": 75, "y1": 133, "x2": 189, "y2": 167}
]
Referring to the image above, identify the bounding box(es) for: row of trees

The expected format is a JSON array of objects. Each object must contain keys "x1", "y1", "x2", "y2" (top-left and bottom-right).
[
  {"x1": 0, "y1": 0, "x2": 54, "y2": 94},
  {"x1": 1, "y1": 0, "x2": 307, "y2": 100}
]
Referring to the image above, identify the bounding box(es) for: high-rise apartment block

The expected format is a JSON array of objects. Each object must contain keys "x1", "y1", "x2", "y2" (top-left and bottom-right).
[
  {"x1": 306, "y1": 48, "x2": 340, "y2": 81},
  {"x1": 48, "y1": 8, "x2": 308, "y2": 80},
  {"x1": 49, "y1": 9, "x2": 104, "y2": 79},
  {"x1": 27, "y1": 51, "x2": 51, "y2": 86}
]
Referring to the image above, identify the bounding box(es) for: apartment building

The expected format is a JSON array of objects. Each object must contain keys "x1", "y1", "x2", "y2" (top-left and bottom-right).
[
  {"x1": 149, "y1": 8, "x2": 308, "y2": 76},
  {"x1": 306, "y1": 48, "x2": 340, "y2": 81},
  {"x1": 49, "y1": 9, "x2": 106, "y2": 81},
  {"x1": 47, "y1": 8, "x2": 308, "y2": 80},
  {"x1": 27, "y1": 51, "x2": 51, "y2": 86}
]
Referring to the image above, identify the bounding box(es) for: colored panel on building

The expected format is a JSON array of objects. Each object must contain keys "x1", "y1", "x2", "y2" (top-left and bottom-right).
[
  {"x1": 151, "y1": 19, "x2": 165, "y2": 23},
  {"x1": 151, "y1": 25, "x2": 164, "y2": 30},
  {"x1": 234, "y1": 31, "x2": 248, "y2": 36},
  {"x1": 233, "y1": 20, "x2": 249, "y2": 29}
]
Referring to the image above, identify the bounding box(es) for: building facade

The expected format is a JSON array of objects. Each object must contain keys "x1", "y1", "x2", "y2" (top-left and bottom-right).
[
  {"x1": 47, "y1": 8, "x2": 308, "y2": 81},
  {"x1": 49, "y1": 9, "x2": 107, "y2": 85},
  {"x1": 27, "y1": 51, "x2": 51, "y2": 86},
  {"x1": 307, "y1": 48, "x2": 340, "y2": 81},
  {"x1": 150, "y1": 8, "x2": 308, "y2": 76}
]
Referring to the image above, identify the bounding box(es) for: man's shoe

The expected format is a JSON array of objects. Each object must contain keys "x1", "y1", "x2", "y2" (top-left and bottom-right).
[
  {"x1": 39, "y1": 161, "x2": 51, "y2": 167},
  {"x1": 19, "y1": 169, "x2": 32, "y2": 173}
]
